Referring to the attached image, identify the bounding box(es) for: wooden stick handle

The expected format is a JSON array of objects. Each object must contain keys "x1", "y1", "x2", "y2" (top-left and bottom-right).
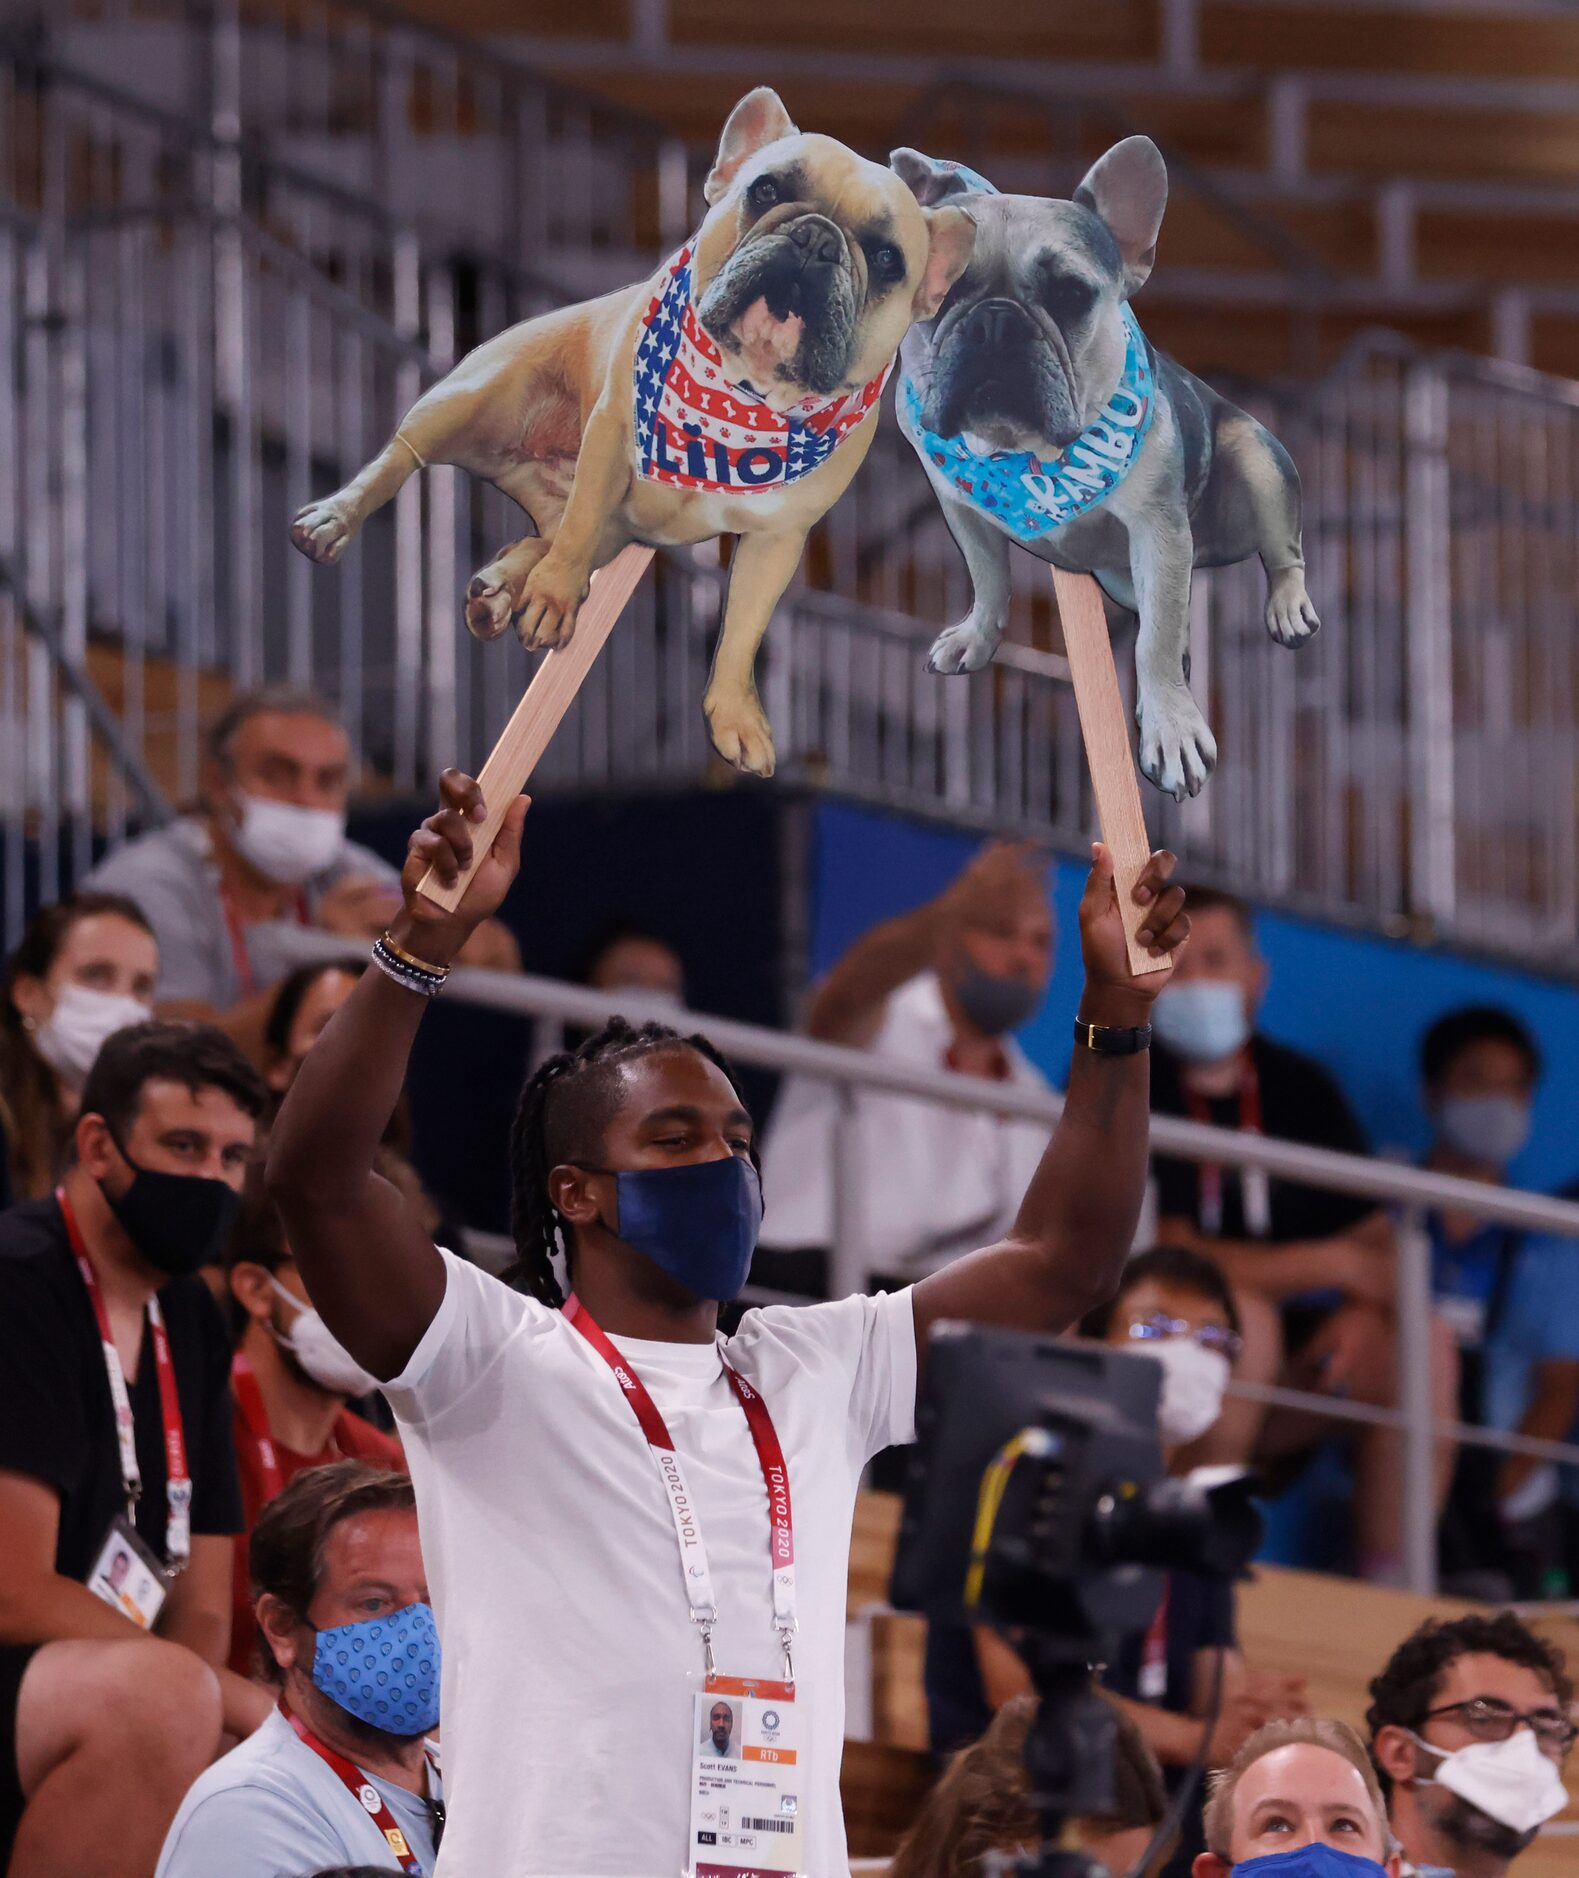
[
  {"x1": 1051, "y1": 566, "x2": 1169, "y2": 979},
  {"x1": 417, "y1": 545, "x2": 655, "y2": 912}
]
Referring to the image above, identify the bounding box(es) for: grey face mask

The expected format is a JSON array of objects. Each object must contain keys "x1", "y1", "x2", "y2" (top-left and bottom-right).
[{"x1": 952, "y1": 963, "x2": 1041, "y2": 1037}]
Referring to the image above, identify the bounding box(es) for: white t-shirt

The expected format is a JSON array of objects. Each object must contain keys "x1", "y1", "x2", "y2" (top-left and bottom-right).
[
  {"x1": 155, "y1": 1707, "x2": 443, "y2": 1877},
  {"x1": 759, "y1": 972, "x2": 1052, "y2": 1277},
  {"x1": 384, "y1": 1251, "x2": 918, "y2": 1877}
]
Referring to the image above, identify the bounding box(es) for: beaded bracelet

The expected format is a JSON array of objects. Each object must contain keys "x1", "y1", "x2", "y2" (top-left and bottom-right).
[{"x1": 372, "y1": 933, "x2": 450, "y2": 997}]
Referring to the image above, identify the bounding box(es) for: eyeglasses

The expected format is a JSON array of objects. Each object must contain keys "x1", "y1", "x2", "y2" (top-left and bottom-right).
[
  {"x1": 1422, "y1": 1697, "x2": 1577, "y2": 1757},
  {"x1": 1124, "y1": 1313, "x2": 1243, "y2": 1362}
]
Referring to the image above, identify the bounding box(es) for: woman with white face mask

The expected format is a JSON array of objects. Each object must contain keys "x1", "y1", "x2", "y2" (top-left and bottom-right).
[
  {"x1": 223, "y1": 1164, "x2": 406, "y2": 1681},
  {"x1": 0, "y1": 893, "x2": 159, "y2": 1206}
]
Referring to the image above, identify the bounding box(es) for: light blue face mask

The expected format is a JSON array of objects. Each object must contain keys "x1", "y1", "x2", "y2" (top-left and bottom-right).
[
  {"x1": 311, "y1": 1601, "x2": 441, "y2": 1737},
  {"x1": 1435, "y1": 1093, "x2": 1531, "y2": 1168},
  {"x1": 1231, "y1": 1845, "x2": 1389, "y2": 1878},
  {"x1": 1151, "y1": 979, "x2": 1251, "y2": 1064}
]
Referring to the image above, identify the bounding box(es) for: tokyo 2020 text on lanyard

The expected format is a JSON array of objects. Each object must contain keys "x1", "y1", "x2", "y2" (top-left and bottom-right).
[
  {"x1": 58, "y1": 1185, "x2": 192, "y2": 1574},
  {"x1": 563, "y1": 1293, "x2": 796, "y2": 1677}
]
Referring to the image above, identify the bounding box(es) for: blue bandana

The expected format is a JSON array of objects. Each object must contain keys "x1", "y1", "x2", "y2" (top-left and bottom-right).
[{"x1": 897, "y1": 162, "x2": 1155, "y2": 544}]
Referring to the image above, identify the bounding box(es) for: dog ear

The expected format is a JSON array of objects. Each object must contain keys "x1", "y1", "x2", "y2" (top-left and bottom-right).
[
  {"x1": 912, "y1": 205, "x2": 977, "y2": 321},
  {"x1": 705, "y1": 88, "x2": 800, "y2": 207},
  {"x1": 890, "y1": 147, "x2": 977, "y2": 208},
  {"x1": 1074, "y1": 135, "x2": 1168, "y2": 296}
]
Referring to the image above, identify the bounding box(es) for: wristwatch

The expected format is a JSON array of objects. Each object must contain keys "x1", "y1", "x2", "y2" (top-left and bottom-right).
[{"x1": 1075, "y1": 1017, "x2": 1152, "y2": 1056}]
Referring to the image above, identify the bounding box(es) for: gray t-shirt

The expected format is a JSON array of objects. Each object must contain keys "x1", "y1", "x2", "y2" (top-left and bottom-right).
[
  {"x1": 155, "y1": 1707, "x2": 442, "y2": 1878},
  {"x1": 87, "y1": 816, "x2": 398, "y2": 1007}
]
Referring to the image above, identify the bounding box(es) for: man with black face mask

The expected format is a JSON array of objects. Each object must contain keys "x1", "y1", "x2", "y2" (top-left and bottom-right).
[
  {"x1": 1368, "y1": 1612, "x2": 1574, "y2": 1878},
  {"x1": 0, "y1": 1019, "x2": 273, "y2": 1878},
  {"x1": 266, "y1": 771, "x2": 1191, "y2": 1877},
  {"x1": 759, "y1": 839, "x2": 1057, "y2": 1289}
]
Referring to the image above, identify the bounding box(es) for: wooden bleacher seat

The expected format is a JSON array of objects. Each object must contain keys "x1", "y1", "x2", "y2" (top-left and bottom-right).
[{"x1": 846, "y1": 1490, "x2": 1579, "y2": 1876}]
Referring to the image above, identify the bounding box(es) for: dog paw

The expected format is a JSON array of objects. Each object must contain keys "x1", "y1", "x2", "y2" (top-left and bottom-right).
[
  {"x1": 514, "y1": 554, "x2": 588, "y2": 651},
  {"x1": 290, "y1": 497, "x2": 356, "y2": 566},
  {"x1": 926, "y1": 616, "x2": 1003, "y2": 675},
  {"x1": 1137, "y1": 683, "x2": 1218, "y2": 801},
  {"x1": 466, "y1": 545, "x2": 546, "y2": 642},
  {"x1": 704, "y1": 692, "x2": 777, "y2": 777},
  {"x1": 1265, "y1": 571, "x2": 1321, "y2": 647}
]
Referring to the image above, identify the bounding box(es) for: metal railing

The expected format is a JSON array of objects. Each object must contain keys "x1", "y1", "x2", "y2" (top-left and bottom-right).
[{"x1": 274, "y1": 924, "x2": 1579, "y2": 1601}]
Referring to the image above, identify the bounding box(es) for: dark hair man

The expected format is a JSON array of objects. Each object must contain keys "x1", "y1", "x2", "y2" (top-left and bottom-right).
[
  {"x1": 157, "y1": 1462, "x2": 442, "y2": 1878},
  {"x1": 1368, "y1": 1612, "x2": 1573, "y2": 1878},
  {"x1": 1195, "y1": 1717, "x2": 1400, "y2": 1878},
  {"x1": 264, "y1": 770, "x2": 1190, "y2": 1876},
  {"x1": 1418, "y1": 1008, "x2": 1579, "y2": 1597},
  {"x1": 0, "y1": 1021, "x2": 271, "y2": 1875}
]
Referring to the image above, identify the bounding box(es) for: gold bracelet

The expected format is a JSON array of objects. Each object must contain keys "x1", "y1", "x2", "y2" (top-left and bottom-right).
[{"x1": 378, "y1": 930, "x2": 452, "y2": 980}]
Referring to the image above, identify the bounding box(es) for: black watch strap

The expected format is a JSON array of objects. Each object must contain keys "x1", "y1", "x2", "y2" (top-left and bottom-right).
[{"x1": 1075, "y1": 1018, "x2": 1153, "y2": 1056}]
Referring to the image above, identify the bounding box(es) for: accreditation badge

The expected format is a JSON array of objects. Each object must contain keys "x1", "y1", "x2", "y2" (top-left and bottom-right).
[
  {"x1": 687, "y1": 1673, "x2": 803, "y2": 1877},
  {"x1": 86, "y1": 1514, "x2": 168, "y2": 1631}
]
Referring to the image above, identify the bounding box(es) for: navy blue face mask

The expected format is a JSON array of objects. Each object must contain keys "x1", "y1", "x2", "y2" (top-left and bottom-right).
[
  {"x1": 583, "y1": 1155, "x2": 763, "y2": 1303},
  {"x1": 1231, "y1": 1845, "x2": 1390, "y2": 1878}
]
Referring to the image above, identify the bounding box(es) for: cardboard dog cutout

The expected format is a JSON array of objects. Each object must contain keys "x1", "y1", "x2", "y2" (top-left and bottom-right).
[
  {"x1": 290, "y1": 88, "x2": 975, "y2": 779},
  {"x1": 892, "y1": 141, "x2": 1318, "y2": 800}
]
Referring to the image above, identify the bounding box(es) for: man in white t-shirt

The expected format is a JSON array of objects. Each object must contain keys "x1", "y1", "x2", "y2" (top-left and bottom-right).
[
  {"x1": 265, "y1": 772, "x2": 1191, "y2": 1878},
  {"x1": 761, "y1": 842, "x2": 1054, "y2": 1284}
]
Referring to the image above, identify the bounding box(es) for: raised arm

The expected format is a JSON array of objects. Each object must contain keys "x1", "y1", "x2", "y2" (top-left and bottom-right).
[
  {"x1": 912, "y1": 846, "x2": 1188, "y2": 1358},
  {"x1": 805, "y1": 841, "x2": 1044, "y2": 1047},
  {"x1": 265, "y1": 771, "x2": 527, "y2": 1379}
]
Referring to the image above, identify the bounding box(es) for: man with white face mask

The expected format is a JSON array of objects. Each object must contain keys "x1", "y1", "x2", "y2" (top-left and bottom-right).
[
  {"x1": 926, "y1": 1246, "x2": 1307, "y2": 1878},
  {"x1": 1368, "y1": 1611, "x2": 1574, "y2": 1878},
  {"x1": 87, "y1": 689, "x2": 406, "y2": 1027},
  {"x1": 1418, "y1": 1009, "x2": 1579, "y2": 1599},
  {"x1": 224, "y1": 1168, "x2": 404, "y2": 1678}
]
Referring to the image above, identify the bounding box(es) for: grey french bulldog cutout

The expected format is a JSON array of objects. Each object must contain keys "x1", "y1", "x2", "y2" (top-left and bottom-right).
[{"x1": 892, "y1": 138, "x2": 1319, "y2": 801}]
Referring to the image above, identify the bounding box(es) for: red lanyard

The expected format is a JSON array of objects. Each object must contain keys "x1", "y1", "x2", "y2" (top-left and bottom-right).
[
  {"x1": 1185, "y1": 1058, "x2": 1269, "y2": 1238},
  {"x1": 59, "y1": 1188, "x2": 191, "y2": 1571},
  {"x1": 231, "y1": 1353, "x2": 284, "y2": 1501},
  {"x1": 219, "y1": 884, "x2": 308, "y2": 998},
  {"x1": 281, "y1": 1701, "x2": 438, "y2": 1875},
  {"x1": 563, "y1": 1294, "x2": 797, "y2": 1676},
  {"x1": 1138, "y1": 1580, "x2": 1171, "y2": 1702}
]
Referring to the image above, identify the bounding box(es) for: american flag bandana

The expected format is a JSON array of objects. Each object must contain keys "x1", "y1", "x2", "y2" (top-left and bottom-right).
[{"x1": 633, "y1": 244, "x2": 893, "y2": 493}]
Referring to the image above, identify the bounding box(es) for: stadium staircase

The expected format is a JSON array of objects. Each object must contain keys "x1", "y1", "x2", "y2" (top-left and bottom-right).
[{"x1": 2, "y1": 0, "x2": 1577, "y2": 979}]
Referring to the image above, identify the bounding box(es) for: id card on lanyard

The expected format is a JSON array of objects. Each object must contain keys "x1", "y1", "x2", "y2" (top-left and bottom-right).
[
  {"x1": 563, "y1": 1296, "x2": 806, "y2": 1878},
  {"x1": 1188, "y1": 1059, "x2": 1271, "y2": 1240},
  {"x1": 282, "y1": 1701, "x2": 441, "y2": 1875},
  {"x1": 59, "y1": 1188, "x2": 191, "y2": 1625}
]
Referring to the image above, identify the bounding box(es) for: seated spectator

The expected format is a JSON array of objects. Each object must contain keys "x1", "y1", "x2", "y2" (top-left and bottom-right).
[
  {"x1": 1367, "y1": 1612, "x2": 1573, "y2": 1878},
  {"x1": 157, "y1": 1462, "x2": 443, "y2": 1878},
  {"x1": 263, "y1": 958, "x2": 367, "y2": 1100},
  {"x1": 87, "y1": 688, "x2": 403, "y2": 1026},
  {"x1": 1149, "y1": 887, "x2": 1456, "y2": 1583},
  {"x1": 0, "y1": 1022, "x2": 274, "y2": 1875},
  {"x1": 889, "y1": 1692, "x2": 1167, "y2": 1878},
  {"x1": 578, "y1": 919, "x2": 687, "y2": 1008},
  {"x1": 760, "y1": 841, "x2": 1055, "y2": 1288},
  {"x1": 225, "y1": 1168, "x2": 405, "y2": 1677},
  {"x1": 0, "y1": 893, "x2": 158, "y2": 1208},
  {"x1": 926, "y1": 1248, "x2": 1305, "y2": 1875},
  {"x1": 1195, "y1": 1717, "x2": 1400, "y2": 1878},
  {"x1": 1416, "y1": 1008, "x2": 1579, "y2": 1598}
]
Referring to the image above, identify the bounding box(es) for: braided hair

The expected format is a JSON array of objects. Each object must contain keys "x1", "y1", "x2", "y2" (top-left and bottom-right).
[{"x1": 507, "y1": 1015, "x2": 758, "y2": 1308}]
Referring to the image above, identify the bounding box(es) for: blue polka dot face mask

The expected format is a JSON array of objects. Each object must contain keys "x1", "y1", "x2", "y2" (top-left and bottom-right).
[{"x1": 311, "y1": 1600, "x2": 442, "y2": 1737}]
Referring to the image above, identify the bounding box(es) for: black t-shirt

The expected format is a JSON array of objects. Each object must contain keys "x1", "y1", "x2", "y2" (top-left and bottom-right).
[
  {"x1": 1151, "y1": 1034, "x2": 1375, "y2": 1244},
  {"x1": 0, "y1": 1196, "x2": 243, "y2": 1579}
]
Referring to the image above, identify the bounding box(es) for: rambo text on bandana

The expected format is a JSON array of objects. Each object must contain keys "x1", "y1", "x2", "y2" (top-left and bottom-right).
[
  {"x1": 901, "y1": 301, "x2": 1155, "y2": 543},
  {"x1": 634, "y1": 244, "x2": 891, "y2": 494}
]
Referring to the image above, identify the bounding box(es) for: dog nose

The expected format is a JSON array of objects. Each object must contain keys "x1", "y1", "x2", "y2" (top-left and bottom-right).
[
  {"x1": 961, "y1": 300, "x2": 1024, "y2": 349},
  {"x1": 788, "y1": 217, "x2": 844, "y2": 267}
]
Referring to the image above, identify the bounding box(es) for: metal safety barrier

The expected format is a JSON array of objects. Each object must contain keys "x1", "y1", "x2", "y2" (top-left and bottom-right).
[{"x1": 274, "y1": 924, "x2": 1579, "y2": 1600}]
